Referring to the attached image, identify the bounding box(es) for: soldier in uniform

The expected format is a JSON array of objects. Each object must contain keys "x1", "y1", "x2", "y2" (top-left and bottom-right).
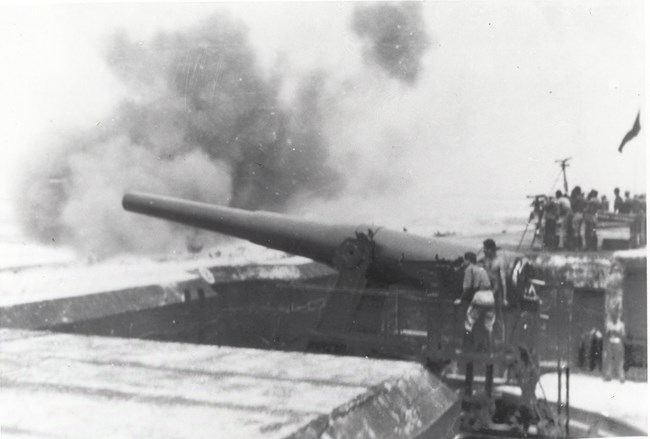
[
  {"x1": 640, "y1": 195, "x2": 647, "y2": 246},
  {"x1": 543, "y1": 196, "x2": 559, "y2": 250},
  {"x1": 604, "y1": 305, "x2": 626, "y2": 383},
  {"x1": 630, "y1": 195, "x2": 643, "y2": 247},
  {"x1": 455, "y1": 252, "x2": 493, "y2": 351},
  {"x1": 620, "y1": 191, "x2": 632, "y2": 214},
  {"x1": 571, "y1": 187, "x2": 586, "y2": 250},
  {"x1": 557, "y1": 191, "x2": 572, "y2": 250},
  {"x1": 613, "y1": 188, "x2": 623, "y2": 213},
  {"x1": 481, "y1": 239, "x2": 509, "y2": 348},
  {"x1": 584, "y1": 190, "x2": 600, "y2": 251},
  {"x1": 482, "y1": 239, "x2": 508, "y2": 309}
]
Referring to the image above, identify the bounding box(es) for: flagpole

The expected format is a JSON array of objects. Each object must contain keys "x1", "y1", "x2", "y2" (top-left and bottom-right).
[
  {"x1": 555, "y1": 157, "x2": 571, "y2": 194},
  {"x1": 634, "y1": 126, "x2": 641, "y2": 193}
]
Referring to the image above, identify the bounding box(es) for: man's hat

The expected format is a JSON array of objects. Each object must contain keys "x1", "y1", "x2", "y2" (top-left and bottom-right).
[{"x1": 483, "y1": 239, "x2": 497, "y2": 252}]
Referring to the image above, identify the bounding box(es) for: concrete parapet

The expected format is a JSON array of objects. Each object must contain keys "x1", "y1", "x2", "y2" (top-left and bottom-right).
[
  {"x1": 527, "y1": 252, "x2": 614, "y2": 289},
  {"x1": 290, "y1": 367, "x2": 460, "y2": 439},
  {"x1": 0, "y1": 329, "x2": 458, "y2": 439},
  {"x1": 0, "y1": 261, "x2": 334, "y2": 330}
]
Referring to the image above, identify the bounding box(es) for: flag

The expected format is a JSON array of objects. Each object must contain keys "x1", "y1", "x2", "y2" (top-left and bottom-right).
[{"x1": 618, "y1": 111, "x2": 641, "y2": 152}]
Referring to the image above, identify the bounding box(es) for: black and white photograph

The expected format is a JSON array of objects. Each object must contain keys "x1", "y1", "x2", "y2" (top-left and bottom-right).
[{"x1": 0, "y1": 1, "x2": 646, "y2": 437}]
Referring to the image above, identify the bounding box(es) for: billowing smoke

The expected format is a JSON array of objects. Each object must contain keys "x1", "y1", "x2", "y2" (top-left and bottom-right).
[
  {"x1": 352, "y1": 2, "x2": 431, "y2": 85},
  {"x1": 16, "y1": 14, "x2": 341, "y2": 258}
]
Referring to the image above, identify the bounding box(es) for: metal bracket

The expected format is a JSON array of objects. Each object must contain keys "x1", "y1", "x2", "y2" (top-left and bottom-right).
[
  {"x1": 332, "y1": 232, "x2": 375, "y2": 288},
  {"x1": 315, "y1": 232, "x2": 376, "y2": 335}
]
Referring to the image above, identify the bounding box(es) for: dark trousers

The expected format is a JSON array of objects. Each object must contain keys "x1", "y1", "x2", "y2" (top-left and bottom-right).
[
  {"x1": 544, "y1": 219, "x2": 557, "y2": 249},
  {"x1": 571, "y1": 213, "x2": 583, "y2": 250},
  {"x1": 630, "y1": 216, "x2": 644, "y2": 247},
  {"x1": 585, "y1": 219, "x2": 597, "y2": 250}
]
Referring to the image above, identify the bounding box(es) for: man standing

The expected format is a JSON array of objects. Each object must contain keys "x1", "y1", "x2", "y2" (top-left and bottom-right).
[
  {"x1": 543, "y1": 196, "x2": 559, "y2": 250},
  {"x1": 557, "y1": 190, "x2": 572, "y2": 250},
  {"x1": 571, "y1": 187, "x2": 586, "y2": 250},
  {"x1": 584, "y1": 190, "x2": 600, "y2": 251},
  {"x1": 620, "y1": 191, "x2": 632, "y2": 214},
  {"x1": 604, "y1": 306, "x2": 626, "y2": 383},
  {"x1": 454, "y1": 252, "x2": 493, "y2": 351},
  {"x1": 482, "y1": 239, "x2": 508, "y2": 308},
  {"x1": 639, "y1": 195, "x2": 647, "y2": 246},
  {"x1": 630, "y1": 195, "x2": 643, "y2": 247},
  {"x1": 613, "y1": 188, "x2": 623, "y2": 213},
  {"x1": 482, "y1": 239, "x2": 508, "y2": 348}
]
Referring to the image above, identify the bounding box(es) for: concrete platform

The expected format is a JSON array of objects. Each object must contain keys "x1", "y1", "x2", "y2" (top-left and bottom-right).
[
  {"x1": 537, "y1": 372, "x2": 647, "y2": 434},
  {"x1": 0, "y1": 329, "x2": 460, "y2": 438},
  {"x1": 498, "y1": 372, "x2": 647, "y2": 435}
]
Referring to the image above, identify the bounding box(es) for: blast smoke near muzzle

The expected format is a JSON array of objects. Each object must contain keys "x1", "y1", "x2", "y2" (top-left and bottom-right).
[{"x1": 16, "y1": 7, "x2": 432, "y2": 258}]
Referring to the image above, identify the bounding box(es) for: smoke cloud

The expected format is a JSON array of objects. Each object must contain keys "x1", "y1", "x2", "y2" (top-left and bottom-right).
[
  {"x1": 352, "y1": 2, "x2": 431, "y2": 85},
  {"x1": 11, "y1": 3, "x2": 645, "y2": 258},
  {"x1": 16, "y1": 14, "x2": 341, "y2": 258}
]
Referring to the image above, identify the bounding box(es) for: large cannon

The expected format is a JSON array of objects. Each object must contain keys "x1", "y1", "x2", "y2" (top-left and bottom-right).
[
  {"x1": 122, "y1": 191, "x2": 473, "y2": 289},
  {"x1": 122, "y1": 192, "x2": 565, "y2": 436},
  {"x1": 123, "y1": 191, "x2": 474, "y2": 346}
]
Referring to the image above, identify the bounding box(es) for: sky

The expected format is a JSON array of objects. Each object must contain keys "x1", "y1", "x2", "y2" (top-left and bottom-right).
[{"x1": 0, "y1": 1, "x2": 646, "y2": 236}]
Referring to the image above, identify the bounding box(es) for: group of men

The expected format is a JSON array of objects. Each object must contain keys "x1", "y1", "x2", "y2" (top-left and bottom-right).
[
  {"x1": 453, "y1": 236, "x2": 630, "y2": 382},
  {"x1": 539, "y1": 186, "x2": 646, "y2": 251},
  {"x1": 454, "y1": 239, "x2": 508, "y2": 352},
  {"x1": 579, "y1": 305, "x2": 627, "y2": 383}
]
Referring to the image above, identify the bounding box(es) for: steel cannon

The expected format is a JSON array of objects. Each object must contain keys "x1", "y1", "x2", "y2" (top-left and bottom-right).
[
  {"x1": 121, "y1": 191, "x2": 559, "y2": 437},
  {"x1": 122, "y1": 191, "x2": 473, "y2": 287}
]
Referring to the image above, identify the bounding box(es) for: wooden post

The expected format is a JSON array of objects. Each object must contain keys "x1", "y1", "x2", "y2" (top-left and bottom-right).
[
  {"x1": 557, "y1": 364, "x2": 562, "y2": 416},
  {"x1": 566, "y1": 367, "x2": 570, "y2": 437},
  {"x1": 464, "y1": 362, "x2": 474, "y2": 398},
  {"x1": 485, "y1": 363, "x2": 494, "y2": 398}
]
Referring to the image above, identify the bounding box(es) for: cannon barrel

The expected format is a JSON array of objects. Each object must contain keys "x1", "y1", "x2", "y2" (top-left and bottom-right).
[
  {"x1": 123, "y1": 191, "x2": 365, "y2": 266},
  {"x1": 123, "y1": 191, "x2": 473, "y2": 283}
]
